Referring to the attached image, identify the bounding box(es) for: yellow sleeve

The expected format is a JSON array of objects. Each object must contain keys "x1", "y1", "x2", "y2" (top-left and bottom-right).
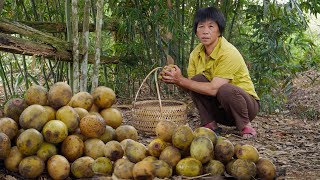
[
  {"x1": 213, "y1": 51, "x2": 242, "y2": 80},
  {"x1": 187, "y1": 54, "x2": 196, "y2": 79}
]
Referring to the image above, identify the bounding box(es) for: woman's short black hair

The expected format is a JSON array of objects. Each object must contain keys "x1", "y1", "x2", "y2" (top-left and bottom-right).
[{"x1": 193, "y1": 7, "x2": 226, "y2": 36}]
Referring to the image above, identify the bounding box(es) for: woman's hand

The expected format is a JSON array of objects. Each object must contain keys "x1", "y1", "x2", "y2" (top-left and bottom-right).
[{"x1": 160, "y1": 65, "x2": 184, "y2": 85}]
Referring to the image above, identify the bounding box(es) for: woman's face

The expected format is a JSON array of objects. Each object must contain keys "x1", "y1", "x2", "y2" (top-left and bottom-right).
[{"x1": 196, "y1": 20, "x2": 220, "y2": 46}]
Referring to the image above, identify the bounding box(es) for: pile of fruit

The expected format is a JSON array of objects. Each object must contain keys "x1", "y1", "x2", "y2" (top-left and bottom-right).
[{"x1": 0, "y1": 82, "x2": 276, "y2": 180}]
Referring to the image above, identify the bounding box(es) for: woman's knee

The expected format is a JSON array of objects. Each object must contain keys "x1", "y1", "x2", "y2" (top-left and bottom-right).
[
  {"x1": 191, "y1": 74, "x2": 209, "y2": 82},
  {"x1": 217, "y1": 84, "x2": 235, "y2": 98}
]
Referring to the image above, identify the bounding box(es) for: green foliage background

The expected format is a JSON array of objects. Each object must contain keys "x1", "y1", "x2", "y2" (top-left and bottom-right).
[{"x1": 0, "y1": 0, "x2": 319, "y2": 113}]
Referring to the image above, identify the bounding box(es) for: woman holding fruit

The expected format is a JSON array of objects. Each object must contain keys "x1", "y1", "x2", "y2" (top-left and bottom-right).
[{"x1": 160, "y1": 7, "x2": 260, "y2": 138}]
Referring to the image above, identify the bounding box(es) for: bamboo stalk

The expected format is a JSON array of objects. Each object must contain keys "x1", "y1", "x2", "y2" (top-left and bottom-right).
[
  {"x1": 227, "y1": 0, "x2": 242, "y2": 41},
  {"x1": 190, "y1": 0, "x2": 200, "y2": 54},
  {"x1": 46, "y1": 0, "x2": 52, "y2": 22},
  {"x1": 19, "y1": 0, "x2": 31, "y2": 21},
  {"x1": 0, "y1": 57, "x2": 12, "y2": 96},
  {"x1": 181, "y1": 0, "x2": 185, "y2": 74},
  {"x1": 30, "y1": 0, "x2": 40, "y2": 21},
  {"x1": 9, "y1": 62, "x2": 14, "y2": 96},
  {"x1": 21, "y1": 52, "x2": 29, "y2": 90},
  {"x1": 80, "y1": 0, "x2": 91, "y2": 92},
  {"x1": 72, "y1": 0, "x2": 80, "y2": 93},
  {"x1": 92, "y1": 0, "x2": 104, "y2": 90},
  {"x1": 41, "y1": 56, "x2": 49, "y2": 89}
]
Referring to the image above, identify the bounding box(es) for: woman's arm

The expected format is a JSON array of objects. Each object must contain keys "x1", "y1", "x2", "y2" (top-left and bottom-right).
[{"x1": 161, "y1": 65, "x2": 229, "y2": 96}]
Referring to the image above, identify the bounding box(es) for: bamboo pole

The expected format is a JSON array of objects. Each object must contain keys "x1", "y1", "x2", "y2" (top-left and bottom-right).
[
  {"x1": 30, "y1": 0, "x2": 40, "y2": 21},
  {"x1": 72, "y1": 0, "x2": 80, "y2": 93},
  {"x1": 92, "y1": 0, "x2": 104, "y2": 90},
  {"x1": 81, "y1": 0, "x2": 91, "y2": 92}
]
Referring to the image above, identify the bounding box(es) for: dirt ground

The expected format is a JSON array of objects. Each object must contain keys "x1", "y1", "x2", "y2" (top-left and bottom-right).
[{"x1": 0, "y1": 70, "x2": 320, "y2": 180}]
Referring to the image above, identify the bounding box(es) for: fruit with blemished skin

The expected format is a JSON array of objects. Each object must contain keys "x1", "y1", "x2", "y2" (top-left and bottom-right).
[
  {"x1": 92, "y1": 86, "x2": 116, "y2": 109},
  {"x1": 47, "y1": 155, "x2": 70, "y2": 180},
  {"x1": 48, "y1": 82, "x2": 72, "y2": 109}
]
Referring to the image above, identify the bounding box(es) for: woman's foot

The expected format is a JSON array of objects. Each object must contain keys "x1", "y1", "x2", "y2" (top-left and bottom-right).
[
  {"x1": 241, "y1": 125, "x2": 257, "y2": 139},
  {"x1": 203, "y1": 122, "x2": 222, "y2": 135}
]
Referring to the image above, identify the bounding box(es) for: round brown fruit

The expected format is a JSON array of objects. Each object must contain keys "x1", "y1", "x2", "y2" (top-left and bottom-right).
[
  {"x1": 80, "y1": 115, "x2": 106, "y2": 138},
  {"x1": 36, "y1": 142, "x2": 58, "y2": 161},
  {"x1": 16, "y1": 128, "x2": 43, "y2": 156},
  {"x1": 61, "y1": 135, "x2": 84, "y2": 162},
  {"x1": 125, "y1": 140, "x2": 147, "y2": 163},
  {"x1": 19, "y1": 156, "x2": 45, "y2": 178},
  {"x1": 4, "y1": 146, "x2": 24, "y2": 172},
  {"x1": 71, "y1": 156, "x2": 95, "y2": 178},
  {"x1": 176, "y1": 157, "x2": 202, "y2": 177},
  {"x1": 132, "y1": 160, "x2": 155, "y2": 180},
  {"x1": 204, "y1": 159, "x2": 225, "y2": 175},
  {"x1": 47, "y1": 155, "x2": 70, "y2": 180},
  {"x1": 0, "y1": 132, "x2": 11, "y2": 159},
  {"x1": 225, "y1": 159, "x2": 237, "y2": 175},
  {"x1": 56, "y1": 105, "x2": 80, "y2": 133},
  {"x1": 235, "y1": 144, "x2": 260, "y2": 163},
  {"x1": 159, "y1": 146, "x2": 181, "y2": 167},
  {"x1": 215, "y1": 138, "x2": 234, "y2": 164},
  {"x1": 84, "y1": 138, "x2": 105, "y2": 159},
  {"x1": 230, "y1": 159, "x2": 256, "y2": 180},
  {"x1": 4, "y1": 98, "x2": 28, "y2": 122},
  {"x1": 24, "y1": 84, "x2": 48, "y2": 105},
  {"x1": 147, "y1": 138, "x2": 168, "y2": 158},
  {"x1": 120, "y1": 139, "x2": 135, "y2": 150},
  {"x1": 256, "y1": 158, "x2": 277, "y2": 180},
  {"x1": 190, "y1": 136, "x2": 213, "y2": 164},
  {"x1": 0, "y1": 117, "x2": 18, "y2": 140},
  {"x1": 92, "y1": 86, "x2": 116, "y2": 109},
  {"x1": 48, "y1": 82, "x2": 72, "y2": 109},
  {"x1": 152, "y1": 160, "x2": 172, "y2": 178},
  {"x1": 89, "y1": 111, "x2": 104, "y2": 120},
  {"x1": 42, "y1": 120, "x2": 68, "y2": 144},
  {"x1": 104, "y1": 140, "x2": 124, "y2": 161},
  {"x1": 89, "y1": 103, "x2": 100, "y2": 112},
  {"x1": 19, "y1": 104, "x2": 48, "y2": 131},
  {"x1": 43, "y1": 106, "x2": 56, "y2": 121},
  {"x1": 143, "y1": 156, "x2": 158, "y2": 162},
  {"x1": 155, "y1": 120, "x2": 177, "y2": 142},
  {"x1": 158, "y1": 64, "x2": 176, "y2": 80},
  {"x1": 193, "y1": 127, "x2": 218, "y2": 145},
  {"x1": 69, "y1": 91, "x2": 94, "y2": 111},
  {"x1": 100, "y1": 107, "x2": 123, "y2": 129},
  {"x1": 172, "y1": 125, "x2": 194, "y2": 150},
  {"x1": 113, "y1": 158, "x2": 134, "y2": 179},
  {"x1": 99, "y1": 125, "x2": 115, "y2": 143},
  {"x1": 73, "y1": 107, "x2": 89, "y2": 120},
  {"x1": 115, "y1": 125, "x2": 138, "y2": 142},
  {"x1": 92, "y1": 157, "x2": 113, "y2": 175}
]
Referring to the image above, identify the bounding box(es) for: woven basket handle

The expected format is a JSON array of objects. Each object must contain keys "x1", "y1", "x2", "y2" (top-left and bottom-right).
[{"x1": 133, "y1": 67, "x2": 163, "y2": 114}]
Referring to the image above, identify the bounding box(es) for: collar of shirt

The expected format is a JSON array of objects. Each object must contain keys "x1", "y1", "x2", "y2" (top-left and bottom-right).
[{"x1": 198, "y1": 37, "x2": 223, "y2": 62}]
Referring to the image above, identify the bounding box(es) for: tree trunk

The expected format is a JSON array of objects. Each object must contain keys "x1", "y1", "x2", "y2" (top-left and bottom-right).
[
  {"x1": 0, "y1": 32, "x2": 119, "y2": 64},
  {"x1": 81, "y1": 0, "x2": 90, "y2": 92},
  {"x1": 0, "y1": 18, "x2": 70, "y2": 50},
  {"x1": 72, "y1": 0, "x2": 80, "y2": 93},
  {"x1": 92, "y1": 0, "x2": 104, "y2": 90},
  {"x1": 16, "y1": 21, "x2": 116, "y2": 33}
]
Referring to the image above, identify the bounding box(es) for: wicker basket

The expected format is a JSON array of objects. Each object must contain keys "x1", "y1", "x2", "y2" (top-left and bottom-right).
[
  {"x1": 131, "y1": 67, "x2": 187, "y2": 135},
  {"x1": 132, "y1": 100, "x2": 187, "y2": 134}
]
